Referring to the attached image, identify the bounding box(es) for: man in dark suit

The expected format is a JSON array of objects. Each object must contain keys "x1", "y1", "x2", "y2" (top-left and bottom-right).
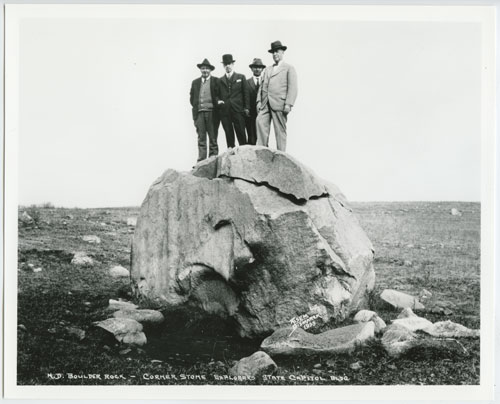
[
  {"x1": 218, "y1": 54, "x2": 249, "y2": 148},
  {"x1": 245, "y1": 58, "x2": 266, "y2": 145},
  {"x1": 189, "y1": 58, "x2": 220, "y2": 162}
]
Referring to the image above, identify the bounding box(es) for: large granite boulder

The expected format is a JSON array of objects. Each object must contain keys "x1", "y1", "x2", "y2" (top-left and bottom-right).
[{"x1": 130, "y1": 146, "x2": 375, "y2": 337}]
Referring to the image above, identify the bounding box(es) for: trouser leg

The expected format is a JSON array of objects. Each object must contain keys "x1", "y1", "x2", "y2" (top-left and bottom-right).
[
  {"x1": 246, "y1": 116, "x2": 257, "y2": 145},
  {"x1": 256, "y1": 105, "x2": 272, "y2": 147},
  {"x1": 206, "y1": 111, "x2": 218, "y2": 157},
  {"x1": 270, "y1": 109, "x2": 288, "y2": 151},
  {"x1": 221, "y1": 115, "x2": 235, "y2": 148},
  {"x1": 195, "y1": 113, "x2": 208, "y2": 161},
  {"x1": 233, "y1": 111, "x2": 247, "y2": 146}
]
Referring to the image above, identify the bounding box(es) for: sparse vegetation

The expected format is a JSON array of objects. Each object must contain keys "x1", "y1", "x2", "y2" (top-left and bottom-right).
[{"x1": 16, "y1": 202, "x2": 480, "y2": 385}]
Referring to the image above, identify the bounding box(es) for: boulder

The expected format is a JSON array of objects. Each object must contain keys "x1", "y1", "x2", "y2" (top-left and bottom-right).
[
  {"x1": 392, "y1": 316, "x2": 433, "y2": 332},
  {"x1": 422, "y1": 320, "x2": 480, "y2": 338},
  {"x1": 260, "y1": 322, "x2": 375, "y2": 356},
  {"x1": 229, "y1": 351, "x2": 277, "y2": 378},
  {"x1": 109, "y1": 265, "x2": 130, "y2": 278},
  {"x1": 353, "y1": 310, "x2": 386, "y2": 333},
  {"x1": 131, "y1": 146, "x2": 375, "y2": 337},
  {"x1": 71, "y1": 252, "x2": 94, "y2": 266},
  {"x1": 113, "y1": 309, "x2": 165, "y2": 325},
  {"x1": 380, "y1": 289, "x2": 424, "y2": 311}
]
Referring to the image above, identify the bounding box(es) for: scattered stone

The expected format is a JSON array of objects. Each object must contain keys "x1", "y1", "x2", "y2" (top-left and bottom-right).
[
  {"x1": 406, "y1": 244, "x2": 414, "y2": 248},
  {"x1": 131, "y1": 146, "x2": 375, "y2": 337},
  {"x1": 28, "y1": 263, "x2": 35, "y2": 269},
  {"x1": 229, "y1": 351, "x2": 277, "y2": 378},
  {"x1": 120, "y1": 348, "x2": 132, "y2": 355},
  {"x1": 403, "y1": 260, "x2": 413, "y2": 267},
  {"x1": 108, "y1": 299, "x2": 138, "y2": 311},
  {"x1": 47, "y1": 328, "x2": 57, "y2": 334},
  {"x1": 443, "y1": 309, "x2": 453, "y2": 316},
  {"x1": 127, "y1": 217, "x2": 138, "y2": 227},
  {"x1": 392, "y1": 315, "x2": 433, "y2": 332},
  {"x1": 64, "y1": 214, "x2": 74, "y2": 220},
  {"x1": 312, "y1": 369, "x2": 322, "y2": 376},
  {"x1": 103, "y1": 345, "x2": 111, "y2": 351},
  {"x1": 83, "y1": 301, "x2": 91, "y2": 307},
  {"x1": 353, "y1": 310, "x2": 387, "y2": 333},
  {"x1": 350, "y1": 361, "x2": 363, "y2": 371},
  {"x1": 387, "y1": 364, "x2": 397, "y2": 370},
  {"x1": 113, "y1": 309, "x2": 165, "y2": 325},
  {"x1": 33, "y1": 267, "x2": 43, "y2": 273},
  {"x1": 151, "y1": 359, "x2": 163, "y2": 364},
  {"x1": 100, "y1": 222, "x2": 107, "y2": 226},
  {"x1": 19, "y1": 212, "x2": 34, "y2": 225},
  {"x1": 18, "y1": 324, "x2": 27, "y2": 332},
  {"x1": 261, "y1": 322, "x2": 375, "y2": 356},
  {"x1": 82, "y1": 235, "x2": 101, "y2": 244},
  {"x1": 109, "y1": 265, "x2": 130, "y2": 278},
  {"x1": 423, "y1": 320, "x2": 480, "y2": 338},
  {"x1": 326, "y1": 359, "x2": 336, "y2": 367},
  {"x1": 381, "y1": 324, "x2": 418, "y2": 358},
  {"x1": 65, "y1": 326, "x2": 86, "y2": 341},
  {"x1": 380, "y1": 289, "x2": 424, "y2": 310},
  {"x1": 71, "y1": 252, "x2": 94, "y2": 266},
  {"x1": 94, "y1": 318, "x2": 146, "y2": 346},
  {"x1": 418, "y1": 289, "x2": 432, "y2": 301},
  {"x1": 313, "y1": 363, "x2": 321, "y2": 368},
  {"x1": 451, "y1": 208, "x2": 462, "y2": 216}
]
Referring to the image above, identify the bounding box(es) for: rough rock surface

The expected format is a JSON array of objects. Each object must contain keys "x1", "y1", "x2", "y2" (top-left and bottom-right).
[
  {"x1": 229, "y1": 351, "x2": 277, "y2": 377},
  {"x1": 353, "y1": 310, "x2": 386, "y2": 333},
  {"x1": 380, "y1": 289, "x2": 424, "y2": 311},
  {"x1": 260, "y1": 322, "x2": 375, "y2": 356},
  {"x1": 113, "y1": 309, "x2": 165, "y2": 325},
  {"x1": 381, "y1": 324, "x2": 418, "y2": 357},
  {"x1": 131, "y1": 146, "x2": 375, "y2": 337}
]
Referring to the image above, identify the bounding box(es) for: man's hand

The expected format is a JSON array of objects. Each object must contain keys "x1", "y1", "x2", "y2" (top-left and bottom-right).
[
  {"x1": 284, "y1": 104, "x2": 292, "y2": 114},
  {"x1": 218, "y1": 100, "x2": 225, "y2": 105},
  {"x1": 244, "y1": 108, "x2": 250, "y2": 118}
]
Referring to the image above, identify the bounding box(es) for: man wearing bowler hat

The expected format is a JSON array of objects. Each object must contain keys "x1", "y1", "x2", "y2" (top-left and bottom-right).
[
  {"x1": 256, "y1": 40, "x2": 298, "y2": 152},
  {"x1": 245, "y1": 58, "x2": 266, "y2": 145},
  {"x1": 189, "y1": 58, "x2": 221, "y2": 162},
  {"x1": 218, "y1": 54, "x2": 250, "y2": 148}
]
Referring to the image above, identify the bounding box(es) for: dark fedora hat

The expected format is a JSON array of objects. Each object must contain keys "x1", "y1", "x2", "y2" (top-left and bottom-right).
[
  {"x1": 268, "y1": 40, "x2": 287, "y2": 53},
  {"x1": 197, "y1": 58, "x2": 215, "y2": 70},
  {"x1": 221, "y1": 54, "x2": 236, "y2": 64},
  {"x1": 249, "y1": 58, "x2": 265, "y2": 68}
]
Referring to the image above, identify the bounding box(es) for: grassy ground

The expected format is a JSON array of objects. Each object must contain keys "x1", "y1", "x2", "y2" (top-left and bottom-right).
[{"x1": 16, "y1": 202, "x2": 480, "y2": 385}]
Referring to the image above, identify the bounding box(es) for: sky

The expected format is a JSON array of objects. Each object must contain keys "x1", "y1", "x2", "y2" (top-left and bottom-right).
[{"x1": 12, "y1": 5, "x2": 486, "y2": 207}]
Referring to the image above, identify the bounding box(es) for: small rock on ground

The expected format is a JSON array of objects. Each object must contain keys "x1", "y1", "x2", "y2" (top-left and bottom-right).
[
  {"x1": 71, "y1": 252, "x2": 94, "y2": 266},
  {"x1": 108, "y1": 299, "x2": 138, "y2": 311},
  {"x1": 82, "y1": 235, "x2": 101, "y2": 244},
  {"x1": 229, "y1": 351, "x2": 277, "y2": 378},
  {"x1": 109, "y1": 265, "x2": 130, "y2": 278},
  {"x1": 380, "y1": 289, "x2": 425, "y2": 310},
  {"x1": 113, "y1": 309, "x2": 164, "y2": 325}
]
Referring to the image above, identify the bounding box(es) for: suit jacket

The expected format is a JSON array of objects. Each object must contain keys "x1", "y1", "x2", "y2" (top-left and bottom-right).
[
  {"x1": 257, "y1": 62, "x2": 298, "y2": 112},
  {"x1": 246, "y1": 77, "x2": 259, "y2": 118},
  {"x1": 218, "y1": 72, "x2": 250, "y2": 116},
  {"x1": 189, "y1": 76, "x2": 220, "y2": 121}
]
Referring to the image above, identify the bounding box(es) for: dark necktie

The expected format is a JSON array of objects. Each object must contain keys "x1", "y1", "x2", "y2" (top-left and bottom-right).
[{"x1": 256, "y1": 78, "x2": 260, "y2": 89}]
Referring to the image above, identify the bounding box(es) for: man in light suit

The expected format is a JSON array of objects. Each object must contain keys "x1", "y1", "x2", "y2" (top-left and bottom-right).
[
  {"x1": 256, "y1": 41, "x2": 298, "y2": 152},
  {"x1": 245, "y1": 58, "x2": 266, "y2": 145}
]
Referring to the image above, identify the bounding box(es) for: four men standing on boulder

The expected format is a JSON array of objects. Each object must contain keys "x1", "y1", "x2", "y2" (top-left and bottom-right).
[{"x1": 190, "y1": 41, "x2": 297, "y2": 162}]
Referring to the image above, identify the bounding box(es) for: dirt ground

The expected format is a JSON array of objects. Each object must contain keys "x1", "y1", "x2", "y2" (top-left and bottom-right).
[{"x1": 16, "y1": 201, "x2": 480, "y2": 385}]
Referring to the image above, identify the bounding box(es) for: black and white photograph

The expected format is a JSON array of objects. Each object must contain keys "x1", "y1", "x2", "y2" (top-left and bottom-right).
[{"x1": 3, "y1": 3, "x2": 496, "y2": 401}]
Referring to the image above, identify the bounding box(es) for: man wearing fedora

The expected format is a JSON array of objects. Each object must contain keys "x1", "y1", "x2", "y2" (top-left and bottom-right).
[
  {"x1": 190, "y1": 58, "x2": 221, "y2": 162},
  {"x1": 245, "y1": 58, "x2": 266, "y2": 145},
  {"x1": 256, "y1": 40, "x2": 298, "y2": 152},
  {"x1": 218, "y1": 54, "x2": 250, "y2": 148}
]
